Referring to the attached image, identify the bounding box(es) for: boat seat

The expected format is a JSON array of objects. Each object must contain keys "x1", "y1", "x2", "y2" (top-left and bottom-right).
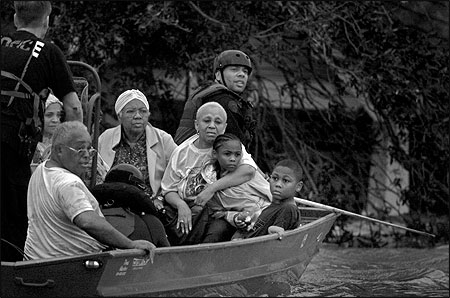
[
  {"x1": 73, "y1": 76, "x2": 100, "y2": 136},
  {"x1": 68, "y1": 61, "x2": 103, "y2": 188}
]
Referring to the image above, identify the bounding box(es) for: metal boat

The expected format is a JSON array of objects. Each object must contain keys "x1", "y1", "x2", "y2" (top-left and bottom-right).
[{"x1": 1, "y1": 207, "x2": 338, "y2": 297}]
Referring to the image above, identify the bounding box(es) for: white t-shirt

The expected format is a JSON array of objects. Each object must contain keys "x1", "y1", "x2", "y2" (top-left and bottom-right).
[
  {"x1": 209, "y1": 169, "x2": 272, "y2": 227},
  {"x1": 161, "y1": 134, "x2": 257, "y2": 199},
  {"x1": 24, "y1": 162, "x2": 106, "y2": 260}
]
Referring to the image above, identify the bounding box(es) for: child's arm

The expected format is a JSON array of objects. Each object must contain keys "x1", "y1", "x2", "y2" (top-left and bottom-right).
[
  {"x1": 194, "y1": 164, "x2": 255, "y2": 206},
  {"x1": 212, "y1": 210, "x2": 248, "y2": 229},
  {"x1": 268, "y1": 225, "x2": 286, "y2": 240},
  {"x1": 211, "y1": 164, "x2": 255, "y2": 192}
]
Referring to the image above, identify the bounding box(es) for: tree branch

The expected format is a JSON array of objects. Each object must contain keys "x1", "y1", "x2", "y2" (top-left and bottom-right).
[
  {"x1": 188, "y1": 1, "x2": 228, "y2": 28},
  {"x1": 255, "y1": 21, "x2": 288, "y2": 38}
]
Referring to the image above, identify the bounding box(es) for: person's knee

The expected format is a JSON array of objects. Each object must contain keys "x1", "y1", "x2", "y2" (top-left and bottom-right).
[
  {"x1": 140, "y1": 214, "x2": 171, "y2": 247},
  {"x1": 203, "y1": 218, "x2": 236, "y2": 243}
]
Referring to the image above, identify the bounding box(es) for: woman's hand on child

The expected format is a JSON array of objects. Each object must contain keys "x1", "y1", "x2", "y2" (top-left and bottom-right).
[{"x1": 193, "y1": 186, "x2": 214, "y2": 206}]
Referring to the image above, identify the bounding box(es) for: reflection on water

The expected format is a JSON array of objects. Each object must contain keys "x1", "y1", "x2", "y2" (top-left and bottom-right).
[{"x1": 288, "y1": 244, "x2": 449, "y2": 297}]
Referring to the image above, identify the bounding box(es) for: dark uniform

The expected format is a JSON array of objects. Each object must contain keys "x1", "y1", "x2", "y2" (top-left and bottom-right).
[
  {"x1": 174, "y1": 82, "x2": 256, "y2": 148},
  {"x1": 1, "y1": 30, "x2": 76, "y2": 261}
]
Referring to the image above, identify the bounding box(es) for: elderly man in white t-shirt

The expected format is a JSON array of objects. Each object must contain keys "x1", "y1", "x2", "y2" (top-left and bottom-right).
[{"x1": 24, "y1": 121, "x2": 156, "y2": 260}]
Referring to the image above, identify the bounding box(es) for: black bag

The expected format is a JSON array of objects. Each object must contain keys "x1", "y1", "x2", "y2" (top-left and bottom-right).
[{"x1": 91, "y1": 182, "x2": 158, "y2": 216}]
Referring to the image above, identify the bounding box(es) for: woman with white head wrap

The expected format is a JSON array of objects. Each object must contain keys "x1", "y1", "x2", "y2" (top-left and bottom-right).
[
  {"x1": 114, "y1": 89, "x2": 150, "y2": 115},
  {"x1": 99, "y1": 89, "x2": 176, "y2": 194},
  {"x1": 97, "y1": 89, "x2": 177, "y2": 246}
]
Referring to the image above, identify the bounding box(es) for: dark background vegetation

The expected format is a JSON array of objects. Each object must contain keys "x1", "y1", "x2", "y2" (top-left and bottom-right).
[{"x1": 1, "y1": 1, "x2": 448, "y2": 246}]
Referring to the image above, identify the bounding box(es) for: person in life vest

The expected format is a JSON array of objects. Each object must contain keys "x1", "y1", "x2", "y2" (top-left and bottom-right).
[
  {"x1": 174, "y1": 50, "x2": 256, "y2": 148},
  {"x1": 1, "y1": 1, "x2": 83, "y2": 261}
]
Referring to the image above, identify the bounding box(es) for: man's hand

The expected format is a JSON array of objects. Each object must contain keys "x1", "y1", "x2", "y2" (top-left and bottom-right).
[{"x1": 130, "y1": 240, "x2": 156, "y2": 263}]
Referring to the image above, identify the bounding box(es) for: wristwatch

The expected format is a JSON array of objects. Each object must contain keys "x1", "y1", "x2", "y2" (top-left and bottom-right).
[
  {"x1": 152, "y1": 195, "x2": 166, "y2": 214},
  {"x1": 152, "y1": 195, "x2": 164, "y2": 202}
]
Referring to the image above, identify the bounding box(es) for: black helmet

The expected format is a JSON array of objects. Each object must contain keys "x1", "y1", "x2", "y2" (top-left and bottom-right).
[
  {"x1": 213, "y1": 50, "x2": 252, "y2": 76},
  {"x1": 104, "y1": 163, "x2": 147, "y2": 192}
]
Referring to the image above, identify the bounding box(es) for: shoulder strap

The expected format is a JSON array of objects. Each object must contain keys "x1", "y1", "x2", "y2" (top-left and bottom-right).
[
  {"x1": 191, "y1": 83, "x2": 230, "y2": 104},
  {"x1": 1, "y1": 70, "x2": 35, "y2": 99},
  {"x1": 2, "y1": 43, "x2": 37, "y2": 106},
  {"x1": 1, "y1": 44, "x2": 44, "y2": 128}
]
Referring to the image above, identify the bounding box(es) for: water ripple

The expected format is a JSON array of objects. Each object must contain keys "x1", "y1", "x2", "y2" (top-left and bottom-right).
[{"x1": 287, "y1": 244, "x2": 449, "y2": 297}]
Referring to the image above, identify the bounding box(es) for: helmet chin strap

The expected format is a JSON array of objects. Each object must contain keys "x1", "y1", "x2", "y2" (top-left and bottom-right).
[{"x1": 219, "y1": 70, "x2": 228, "y2": 89}]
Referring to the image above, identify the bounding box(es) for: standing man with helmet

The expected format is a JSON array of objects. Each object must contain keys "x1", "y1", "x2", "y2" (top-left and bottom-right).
[
  {"x1": 1, "y1": 1, "x2": 83, "y2": 261},
  {"x1": 174, "y1": 49, "x2": 256, "y2": 148}
]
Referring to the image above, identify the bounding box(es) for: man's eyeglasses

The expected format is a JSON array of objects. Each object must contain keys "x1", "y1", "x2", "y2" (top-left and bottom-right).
[{"x1": 63, "y1": 145, "x2": 97, "y2": 157}]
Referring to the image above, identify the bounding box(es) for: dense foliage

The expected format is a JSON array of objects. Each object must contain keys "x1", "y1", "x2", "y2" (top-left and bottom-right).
[{"x1": 2, "y1": 1, "x2": 448, "y2": 243}]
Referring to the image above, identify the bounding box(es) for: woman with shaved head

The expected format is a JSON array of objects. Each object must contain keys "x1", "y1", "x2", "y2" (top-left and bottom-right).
[{"x1": 161, "y1": 102, "x2": 258, "y2": 245}]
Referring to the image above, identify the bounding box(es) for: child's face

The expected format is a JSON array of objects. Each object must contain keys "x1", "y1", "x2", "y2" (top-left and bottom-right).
[
  {"x1": 213, "y1": 140, "x2": 242, "y2": 172},
  {"x1": 269, "y1": 166, "x2": 303, "y2": 201}
]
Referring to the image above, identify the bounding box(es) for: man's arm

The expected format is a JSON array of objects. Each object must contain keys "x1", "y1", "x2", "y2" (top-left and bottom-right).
[
  {"x1": 210, "y1": 164, "x2": 255, "y2": 193},
  {"x1": 73, "y1": 210, "x2": 156, "y2": 256},
  {"x1": 62, "y1": 91, "x2": 83, "y2": 122}
]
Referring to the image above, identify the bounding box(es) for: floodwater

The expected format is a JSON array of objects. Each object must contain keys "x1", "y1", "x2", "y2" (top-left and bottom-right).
[{"x1": 288, "y1": 243, "x2": 449, "y2": 297}]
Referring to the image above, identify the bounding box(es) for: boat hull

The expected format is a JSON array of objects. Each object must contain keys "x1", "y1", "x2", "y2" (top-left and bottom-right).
[{"x1": 1, "y1": 208, "x2": 337, "y2": 297}]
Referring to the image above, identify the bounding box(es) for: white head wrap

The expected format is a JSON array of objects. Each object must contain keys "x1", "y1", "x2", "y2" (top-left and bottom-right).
[
  {"x1": 115, "y1": 89, "x2": 149, "y2": 115},
  {"x1": 45, "y1": 93, "x2": 63, "y2": 110}
]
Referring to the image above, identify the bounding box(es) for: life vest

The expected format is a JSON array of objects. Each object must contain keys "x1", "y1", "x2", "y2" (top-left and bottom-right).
[
  {"x1": 178, "y1": 83, "x2": 232, "y2": 128},
  {"x1": 174, "y1": 83, "x2": 242, "y2": 145}
]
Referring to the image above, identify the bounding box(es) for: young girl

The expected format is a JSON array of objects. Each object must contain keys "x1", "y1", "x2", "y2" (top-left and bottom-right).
[
  {"x1": 29, "y1": 94, "x2": 109, "y2": 185},
  {"x1": 206, "y1": 133, "x2": 272, "y2": 232}
]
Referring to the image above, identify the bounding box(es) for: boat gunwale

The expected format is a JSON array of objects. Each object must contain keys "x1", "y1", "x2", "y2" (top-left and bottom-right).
[{"x1": 1, "y1": 208, "x2": 338, "y2": 267}]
